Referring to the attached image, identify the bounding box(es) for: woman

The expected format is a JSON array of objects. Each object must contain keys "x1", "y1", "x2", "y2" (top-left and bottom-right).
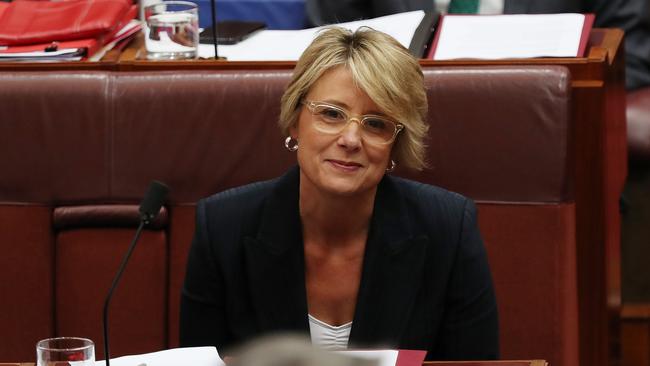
[{"x1": 180, "y1": 26, "x2": 498, "y2": 360}]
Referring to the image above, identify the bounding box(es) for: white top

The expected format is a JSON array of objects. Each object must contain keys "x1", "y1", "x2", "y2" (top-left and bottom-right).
[{"x1": 308, "y1": 314, "x2": 352, "y2": 350}]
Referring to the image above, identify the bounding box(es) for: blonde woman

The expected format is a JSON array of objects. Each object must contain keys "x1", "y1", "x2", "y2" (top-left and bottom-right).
[{"x1": 180, "y1": 27, "x2": 498, "y2": 360}]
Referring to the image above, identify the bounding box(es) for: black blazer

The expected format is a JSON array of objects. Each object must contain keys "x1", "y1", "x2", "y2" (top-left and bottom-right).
[{"x1": 180, "y1": 167, "x2": 498, "y2": 360}]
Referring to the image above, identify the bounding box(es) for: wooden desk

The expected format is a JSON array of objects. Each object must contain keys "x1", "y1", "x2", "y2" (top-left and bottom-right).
[
  {"x1": 1, "y1": 361, "x2": 549, "y2": 366},
  {"x1": 425, "y1": 362, "x2": 547, "y2": 366},
  {"x1": 622, "y1": 303, "x2": 650, "y2": 366}
]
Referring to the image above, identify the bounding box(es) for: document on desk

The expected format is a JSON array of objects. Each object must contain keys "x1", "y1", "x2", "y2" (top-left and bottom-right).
[
  {"x1": 338, "y1": 349, "x2": 427, "y2": 366},
  {"x1": 338, "y1": 350, "x2": 398, "y2": 366},
  {"x1": 94, "y1": 346, "x2": 225, "y2": 366},
  {"x1": 430, "y1": 13, "x2": 594, "y2": 60},
  {"x1": 198, "y1": 10, "x2": 427, "y2": 61}
]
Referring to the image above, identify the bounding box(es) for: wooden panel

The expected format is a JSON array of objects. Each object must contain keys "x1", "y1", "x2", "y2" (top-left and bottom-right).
[{"x1": 622, "y1": 304, "x2": 650, "y2": 366}]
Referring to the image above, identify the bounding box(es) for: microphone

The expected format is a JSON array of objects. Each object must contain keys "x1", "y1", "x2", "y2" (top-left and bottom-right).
[
  {"x1": 210, "y1": 0, "x2": 218, "y2": 58},
  {"x1": 102, "y1": 180, "x2": 170, "y2": 366}
]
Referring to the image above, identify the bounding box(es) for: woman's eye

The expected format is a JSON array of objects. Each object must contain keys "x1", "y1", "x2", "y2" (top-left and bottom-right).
[
  {"x1": 365, "y1": 118, "x2": 388, "y2": 131},
  {"x1": 318, "y1": 107, "x2": 345, "y2": 121}
]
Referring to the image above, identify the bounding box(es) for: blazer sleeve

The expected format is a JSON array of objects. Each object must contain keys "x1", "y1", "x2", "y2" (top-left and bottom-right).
[
  {"x1": 179, "y1": 199, "x2": 229, "y2": 347},
  {"x1": 435, "y1": 199, "x2": 499, "y2": 359}
]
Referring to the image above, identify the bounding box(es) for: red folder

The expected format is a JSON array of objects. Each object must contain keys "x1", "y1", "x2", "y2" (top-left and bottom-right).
[
  {"x1": 0, "y1": 3, "x2": 137, "y2": 61},
  {"x1": 0, "y1": 2, "x2": 8, "y2": 21},
  {"x1": 396, "y1": 350, "x2": 427, "y2": 366},
  {"x1": 0, "y1": 18, "x2": 138, "y2": 61},
  {"x1": 0, "y1": 0, "x2": 131, "y2": 46}
]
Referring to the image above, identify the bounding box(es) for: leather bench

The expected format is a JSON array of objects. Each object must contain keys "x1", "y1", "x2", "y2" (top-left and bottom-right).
[{"x1": 0, "y1": 67, "x2": 577, "y2": 366}]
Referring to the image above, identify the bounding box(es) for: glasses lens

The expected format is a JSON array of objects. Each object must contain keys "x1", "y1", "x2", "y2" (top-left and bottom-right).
[
  {"x1": 307, "y1": 102, "x2": 399, "y2": 144},
  {"x1": 361, "y1": 117, "x2": 397, "y2": 144},
  {"x1": 311, "y1": 104, "x2": 348, "y2": 133}
]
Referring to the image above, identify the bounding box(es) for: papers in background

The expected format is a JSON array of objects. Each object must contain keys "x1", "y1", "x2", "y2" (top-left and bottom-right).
[
  {"x1": 198, "y1": 11, "x2": 426, "y2": 61},
  {"x1": 432, "y1": 13, "x2": 591, "y2": 60},
  {"x1": 0, "y1": 46, "x2": 85, "y2": 61},
  {"x1": 89, "y1": 20, "x2": 143, "y2": 61},
  {"x1": 95, "y1": 346, "x2": 224, "y2": 366},
  {"x1": 337, "y1": 350, "x2": 398, "y2": 366}
]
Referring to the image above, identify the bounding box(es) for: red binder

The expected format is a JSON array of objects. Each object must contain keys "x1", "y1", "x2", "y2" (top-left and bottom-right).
[
  {"x1": 0, "y1": 0, "x2": 131, "y2": 46},
  {"x1": 0, "y1": 3, "x2": 137, "y2": 60},
  {"x1": 396, "y1": 349, "x2": 428, "y2": 366}
]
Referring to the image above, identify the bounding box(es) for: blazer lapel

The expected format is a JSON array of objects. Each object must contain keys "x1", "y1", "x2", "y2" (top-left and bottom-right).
[
  {"x1": 242, "y1": 170, "x2": 429, "y2": 344},
  {"x1": 243, "y1": 167, "x2": 309, "y2": 333},
  {"x1": 349, "y1": 177, "x2": 428, "y2": 347}
]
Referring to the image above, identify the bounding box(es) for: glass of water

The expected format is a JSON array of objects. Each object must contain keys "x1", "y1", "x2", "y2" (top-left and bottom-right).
[
  {"x1": 145, "y1": 1, "x2": 199, "y2": 60},
  {"x1": 36, "y1": 337, "x2": 95, "y2": 366}
]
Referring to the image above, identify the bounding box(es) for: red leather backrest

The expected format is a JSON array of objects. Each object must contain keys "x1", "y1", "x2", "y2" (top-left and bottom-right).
[{"x1": 0, "y1": 67, "x2": 571, "y2": 204}]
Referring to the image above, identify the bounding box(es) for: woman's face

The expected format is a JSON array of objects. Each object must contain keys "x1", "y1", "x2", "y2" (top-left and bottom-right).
[{"x1": 290, "y1": 66, "x2": 394, "y2": 198}]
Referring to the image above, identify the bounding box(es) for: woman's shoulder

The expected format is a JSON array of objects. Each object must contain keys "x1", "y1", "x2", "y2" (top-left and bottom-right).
[
  {"x1": 197, "y1": 176, "x2": 280, "y2": 219},
  {"x1": 385, "y1": 175, "x2": 477, "y2": 233},
  {"x1": 196, "y1": 167, "x2": 299, "y2": 226},
  {"x1": 202, "y1": 178, "x2": 277, "y2": 207},
  {"x1": 387, "y1": 175, "x2": 470, "y2": 209}
]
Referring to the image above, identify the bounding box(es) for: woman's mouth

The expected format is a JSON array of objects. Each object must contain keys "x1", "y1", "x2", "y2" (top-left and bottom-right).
[{"x1": 327, "y1": 159, "x2": 362, "y2": 171}]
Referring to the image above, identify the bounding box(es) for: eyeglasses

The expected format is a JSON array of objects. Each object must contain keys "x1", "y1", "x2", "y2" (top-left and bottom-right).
[{"x1": 302, "y1": 100, "x2": 404, "y2": 145}]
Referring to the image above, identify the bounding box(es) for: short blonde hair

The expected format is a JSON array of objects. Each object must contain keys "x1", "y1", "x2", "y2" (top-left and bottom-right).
[{"x1": 279, "y1": 26, "x2": 429, "y2": 170}]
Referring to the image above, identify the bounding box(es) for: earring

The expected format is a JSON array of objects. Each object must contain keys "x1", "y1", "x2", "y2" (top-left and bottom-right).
[
  {"x1": 386, "y1": 159, "x2": 396, "y2": 173},
  {"x1": 284, "y1": 136, "x2": 298, "y2": 152}
]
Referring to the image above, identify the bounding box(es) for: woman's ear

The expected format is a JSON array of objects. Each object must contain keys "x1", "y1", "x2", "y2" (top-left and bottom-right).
[{"x1": 289, "y1": 122, "x2": 299, "y2": 140}]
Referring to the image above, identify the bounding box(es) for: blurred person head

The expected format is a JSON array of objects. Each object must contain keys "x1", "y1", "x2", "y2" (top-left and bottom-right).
[{"x1": 229, "y1": 334, "x2": 377, "y2": 366}]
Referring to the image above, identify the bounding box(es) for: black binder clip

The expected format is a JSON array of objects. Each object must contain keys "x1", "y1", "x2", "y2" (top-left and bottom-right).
[{"x1": 44, "y1": 42, "x2": 58, "y2": 52}]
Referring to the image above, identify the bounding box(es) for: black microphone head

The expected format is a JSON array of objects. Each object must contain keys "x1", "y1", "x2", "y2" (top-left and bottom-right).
[{"x1": 139, "y1": 180, "x2": 170, "y2": 224}]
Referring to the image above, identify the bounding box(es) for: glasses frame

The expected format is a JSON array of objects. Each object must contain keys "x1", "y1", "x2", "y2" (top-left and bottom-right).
[{"x1": 302, "y1": 100, "x2": 404, "y2": 145}]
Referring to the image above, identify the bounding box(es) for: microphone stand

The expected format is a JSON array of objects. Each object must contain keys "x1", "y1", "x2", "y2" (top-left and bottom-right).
[
  {"x1": 210, "y1": 0, "x2": 218, "y2": 59},
  {"x1": 101, "y1": 180, "x2": 168, "y2": 366},
  {"x1": 102, "y1": 220, "x2": 146, "y2": 366}
]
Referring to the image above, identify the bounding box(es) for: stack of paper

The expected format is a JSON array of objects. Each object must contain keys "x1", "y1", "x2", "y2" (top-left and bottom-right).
[
  {"x1": 429, "y1": 13, "x2": 593, "y2": 59},
  {"x1": 198, "y1": 11, "x2": 428, "y2": 61},
  {"x1": 95, "y1": 347, "x2": 224, "y2": 366},
  {"x1": 93, "y1": 347, "x2": 425, "y2": 366}
]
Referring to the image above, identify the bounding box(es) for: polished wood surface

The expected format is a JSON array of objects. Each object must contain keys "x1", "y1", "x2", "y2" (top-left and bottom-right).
[
  {"x1": 622, "y1": 303, "x2": 650, "y2": 366},
  {"x1": 3, "y1": 360, "x2": 548, "y2": 366}
]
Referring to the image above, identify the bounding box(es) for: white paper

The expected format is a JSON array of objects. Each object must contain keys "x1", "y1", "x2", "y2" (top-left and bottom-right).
[
  {"x1": 0, "y1": 48, "x2": 81, "y2": 58},
  {"x1": 434, "y1": 13, "x2": 586, "y2": 60},
  {"x1": 336, "y1": 350, "x2": 398, "y2": 366},
  {"x1": 95, "y1": 346, "x2": 224, "y2": 366},
  {"x1": 199, "y1": 10, "x2": 426, "y2": 61}
]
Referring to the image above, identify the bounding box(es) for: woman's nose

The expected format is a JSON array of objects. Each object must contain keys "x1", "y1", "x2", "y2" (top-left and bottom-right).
[{"x1": 337, "y1": 119, "x2": 363, "y2": 148}]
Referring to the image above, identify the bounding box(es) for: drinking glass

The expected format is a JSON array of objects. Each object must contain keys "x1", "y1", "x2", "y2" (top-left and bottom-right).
[
  {"x1": 36, "y1": 337, "x2": 95, "y2": 366},
  {"x1": 144, "y1": 1, "x2": 199, "y2": 60}
]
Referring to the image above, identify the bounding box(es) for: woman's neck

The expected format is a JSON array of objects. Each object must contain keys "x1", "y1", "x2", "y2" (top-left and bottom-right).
[{"x1": 299, "y1": 178, "x2": 376, "y2": 247}]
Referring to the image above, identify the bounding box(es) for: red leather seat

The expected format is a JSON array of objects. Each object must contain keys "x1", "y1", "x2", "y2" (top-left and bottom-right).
[{"x1": 0, "y1": 67, "x2": 576, "y2": 366}]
